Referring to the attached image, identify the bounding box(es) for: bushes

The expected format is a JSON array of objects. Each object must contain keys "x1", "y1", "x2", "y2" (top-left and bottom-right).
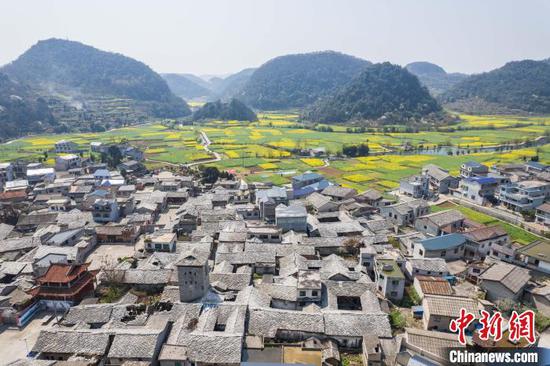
[{"x1": 389, "y1": 309, "x2": 406, "y2": 331}]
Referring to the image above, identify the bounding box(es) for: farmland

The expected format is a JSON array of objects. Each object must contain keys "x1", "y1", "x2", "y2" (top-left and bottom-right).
[{"x1": 1, "y1": 112, "x2": 550, "y2": 194}]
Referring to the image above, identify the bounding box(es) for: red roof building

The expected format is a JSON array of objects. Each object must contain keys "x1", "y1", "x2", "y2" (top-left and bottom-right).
[{"x1": 30, "y1": 263, "x2": 98, "y2": 303}]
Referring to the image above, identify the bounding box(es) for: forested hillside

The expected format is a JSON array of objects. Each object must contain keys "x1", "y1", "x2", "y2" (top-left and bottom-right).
[
  {"x1": 305, "y1": 63, "x2": 442, "y2": 123},
  {"x1": 440, "y1": 60, "x2": 550, "y2": 114},
  {"x1": 237, "y1": 51, "x2": 371, "y2": 109}
]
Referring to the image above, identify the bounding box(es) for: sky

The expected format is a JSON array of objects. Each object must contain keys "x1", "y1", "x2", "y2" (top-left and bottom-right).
[{"x1": 1, "y1": 0, "x2": 549, "y2": 76}]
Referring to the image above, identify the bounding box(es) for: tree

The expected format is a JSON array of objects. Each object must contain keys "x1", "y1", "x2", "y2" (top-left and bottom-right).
[
  {"x1": 107, "y1": 145, "x2": 123, "y2": 168},
  {"x1": 201, "y1": 166, "x2": 221, "y2": 184}
]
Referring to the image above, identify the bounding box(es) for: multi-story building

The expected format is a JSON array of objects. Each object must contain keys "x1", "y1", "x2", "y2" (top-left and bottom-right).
[
  {"x1": 499, "y1": 180, "x2": 550, "y2": 212},
  {"x1": 55, "y1": 154, "x2": 82, "y2": 171},
  {"x1": 422, "y1": 164, "x2": 459, "y2": 194},
  {"x1": 54, "y1": 140, "x2": 78, "y2": 153},
  {"x1": 375, "y1": 259, "x2": 405, "y2": 302},
  {"x1": 176, "y1": 252, "x2": 209, "y2": 302},
  {"x1": 454, "y1": 177, "x2": 498, "y2": 205},
  {"x1": 275, "y1": 203, "x2": 308, "y2": 232},
  {"x1": 0, "y1": 162, "x2": 15, "y2": 189},
  {"x1": 460, "y1": 161, "x2": 488, "y2": 178},
  {"x1": 92, "y1": 199, "x2": 120, "y2": 223},
  {"x1": 399, "y1": 174, "x2": 430, "y2": 198},
  {"x1": 536, "y1": 203, "x2": 550, "y2": 226}
]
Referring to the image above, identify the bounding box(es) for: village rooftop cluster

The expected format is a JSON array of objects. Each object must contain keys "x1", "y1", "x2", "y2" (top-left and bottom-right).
[{"x1": 0, "y1": 138, "x2": 549, "y2": 366}]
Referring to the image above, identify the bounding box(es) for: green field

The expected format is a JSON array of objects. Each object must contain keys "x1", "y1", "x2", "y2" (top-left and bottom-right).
[
  {"x1": 1, "y1": 113, "x2": 550, "y2": 193},
  {"x1": 0, "y1": 124, "x2": 211, "y2": 165}
]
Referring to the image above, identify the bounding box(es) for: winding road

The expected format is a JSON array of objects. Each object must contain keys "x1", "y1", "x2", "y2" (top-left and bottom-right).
[{"x1": 146, "y1": 130, "x2": 221, "y2": 167}]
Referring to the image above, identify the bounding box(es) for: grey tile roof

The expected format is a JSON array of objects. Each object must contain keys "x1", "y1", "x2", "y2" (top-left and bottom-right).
[
  {"x1": 405, "y1": 328, "x2": 464, "y2": 361},
  {"x1": 107, "y1": 331, "x2": 164, "y2": 359},
  {"x1": 177, "y1": 334, "x2": 243, "y2": 364},
  {"x1": 0, "y1": 236, "x2": 39, "y2": 254},
  {"x1": 323, "y1": 312, "x2": 391, "y2": 338},
  {"x1": 210, "y1": 272, "x2": 252, "y2": 291},
  {"x1": 418, "y1": 209, "x2": 465, "y2": 227},
  {"x1": 423, "y1": 295, "x2": 478, "y2": 318},
  {"x1": 32, "y1": 330, "x2": 110, "y2": 356},
  {"x1": 62, "y1": 304, "x2": 114, "y2": 326},
  {"x1": 248, "y1": 308, "x2": 325, "y2": 337},
  {"x1": 480, "y1": 262, "x2": 531, "y2": 294},
  {"x1": 408, "y1": 258, "x2": 449, "y2": 273}
]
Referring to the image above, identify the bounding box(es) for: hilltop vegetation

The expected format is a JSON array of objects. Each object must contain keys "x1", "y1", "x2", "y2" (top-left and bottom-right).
[
  {"x1": 406, "y1": 61, "x2": 468, "y2": 95},
  {"x1": 192, "y1": 99, "x2": 257, "y2": 121},
  {"x1": 237, "y1": 51, "x2": 371, "y2": 109},
  {"x1": 441, "y1": 59, "x2": 550, "y2": 114},
  {"x1": 305, "y1": 63, "x2": 442, "y2": 124},
  {"x1": 0, "y1": 73, "x2": 56, "y2": 139},
  {"x1": 2, "y1": 38, "x2": 190, "y2": 118}
]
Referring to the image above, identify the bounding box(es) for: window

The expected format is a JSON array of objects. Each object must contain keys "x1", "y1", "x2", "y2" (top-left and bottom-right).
[
  {"x1": 299, "y1": 291, "x2": 306, "y2": 297},
  {"x1": 440, "y1": 251, "x2": 446, "y2": 257},
  {"x1": 419, "y1": 249, "x2": 424, "y2": 256},
  {"x1": 312, "y1": 290, "x2": 318, "y2": 297},
  {"x1": 390, "y1": 291, "x2": 398, "y2": 297},
  {"x1": 391, "y1": 280, "x2": 400, "y2": 286}
]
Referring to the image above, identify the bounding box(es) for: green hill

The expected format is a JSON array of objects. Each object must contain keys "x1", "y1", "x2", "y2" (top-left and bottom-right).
[
  {"x1": 3, "y1": 38, "x2": 190, "y2": 118},
  {"x1": 0, "y1": 73, "x2": 56, "y2": 140},
  {"x1": 440, "y1": 59, "x2": 550, "y2": 114},
  {"x1": 237, "y1": 51, "x2": 371, "y2": 109},
  {"x1": 192, "y1": 99, "x2": 257, "y2": 121},
  {"x1": 305, "y1": 62, "x2": 442, "y2": 123}
]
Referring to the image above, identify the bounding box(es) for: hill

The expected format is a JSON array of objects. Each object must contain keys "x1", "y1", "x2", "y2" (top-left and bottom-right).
[
  {"x1": 162, "y1": 73, "x2": 212, "y2": 99},
  {"x1": 237, "y1": 51, "x2": 371, "y2": 109},
  {"x1": 304, "y1": 62, "x2": 442, "y2": 123},
  {"x1": 211, "y1": 68, "x2": 256, "y2": 99},
  {"x1": 440, "y1": 60, "x2": 550, "y2": 114},
  {"x1": 2, "y1": 38, "x2": 190, "y2": 119},
  {"x1": 192, "y1": 99, "x2": 257, "y2": 121},
  {"x1": 406, "y1": 61, "x2": 468, "y2": 95},
  {"x1": 0, "y1": 73, "x2": 56, "y2": 140}
]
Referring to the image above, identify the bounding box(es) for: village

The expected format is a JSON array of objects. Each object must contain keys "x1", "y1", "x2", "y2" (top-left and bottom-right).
[{"x1": 0, "y1": 138, "x2": 549, "y2": 366}]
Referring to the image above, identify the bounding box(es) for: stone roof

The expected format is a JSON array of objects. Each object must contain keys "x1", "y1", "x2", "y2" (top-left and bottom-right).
[
  {"x1": 32, "y1": 330, "x2": 110, "y2": 356},
  {"x1": 62, "y1": 304, "x2": 113, "y2": 326},
  {"x1": 210, "y1": 272, "x2": 252, "y2": 291},
  {"x1": 322, "y1": 185, "x2": 357, "y2": 199},
  {"x1": 517, "y1": 240, "x2": 550, "y2": 262},
  {"x1": 323, "y1": 312, "x2": 391, "y2": 338},
  {"x1": 405, "y1": 328, "x2": 464, "y2": 361},
  {"x1": 408, "y1": 258, "x2": 449, "y2": 273},
  {"x1": 464, "y1": 225, "x2": 508, "y2": 242},
  {"x1": 479, "y1": 262, "x2": 531, "y2": 294},
  {"x1": 177, "y1": 334, "x2": 243, "y2": 364},
  {"x1": 122, "y1": 269, "x2": 173, "y2": 285},
  {"x1": 417, "y1": 209, "x2": 465, "y2": 227},
  {"x1": 422, "y1": 295, "x2": 477, "y2": 318},
  {"x1": 107, "y1": 331, "x2": 164, "y2": 359},
  {"x1": 248, "y1": 308, "x2": 324, "y2": 337},
  {"x1": 0, "y1": 223, "x2": 14, "y2": 240}
]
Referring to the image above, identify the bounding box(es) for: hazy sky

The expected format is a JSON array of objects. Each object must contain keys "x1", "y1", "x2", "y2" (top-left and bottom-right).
[{"x1": 1, "y1": 0, "x2": 549, "y2": 76}]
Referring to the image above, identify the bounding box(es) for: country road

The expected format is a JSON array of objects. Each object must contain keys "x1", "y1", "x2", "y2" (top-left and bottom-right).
[{"x1": 146, "y1": 130, "x2": 221, "y2": 168}]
